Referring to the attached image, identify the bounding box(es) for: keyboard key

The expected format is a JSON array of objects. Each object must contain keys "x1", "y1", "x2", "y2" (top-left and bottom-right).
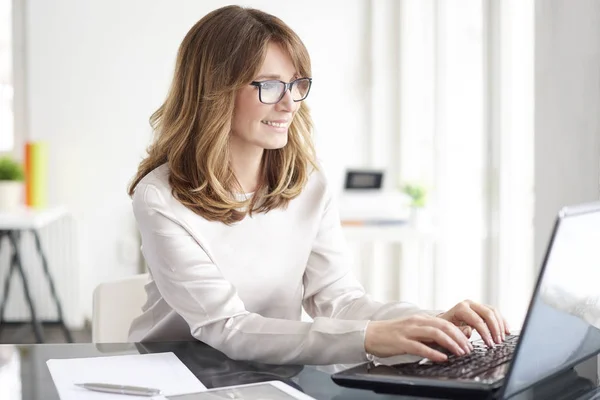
[{"x1": 393, "y1": 334, "x2": 519, "y2": 379}]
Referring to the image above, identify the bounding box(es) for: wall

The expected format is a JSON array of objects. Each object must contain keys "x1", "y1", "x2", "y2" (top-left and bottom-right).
[
  {"x1": 21, "y1": 0, "x2": 600, "y2": 327},
  {"x1": 535, "y1": 0, "x2": 600, "y2": 267},
  {"x1": 23, "y1": 0, "x2": 370, "y2": 324}
]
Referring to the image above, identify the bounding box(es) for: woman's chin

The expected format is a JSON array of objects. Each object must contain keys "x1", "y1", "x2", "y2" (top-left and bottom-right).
[{"x1": 262, "y1": 138, "x2": 288, "y2": 150}]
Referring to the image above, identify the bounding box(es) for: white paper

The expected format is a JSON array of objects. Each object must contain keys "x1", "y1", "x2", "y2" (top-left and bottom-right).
[{"x1": 46, "y1": 352, "x2": 206, "y2": 400}]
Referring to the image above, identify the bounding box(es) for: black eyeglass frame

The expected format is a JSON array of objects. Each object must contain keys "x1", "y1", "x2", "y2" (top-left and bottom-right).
[{"x1": 249, "y1": 77, "x2": 313, "y2": 105}]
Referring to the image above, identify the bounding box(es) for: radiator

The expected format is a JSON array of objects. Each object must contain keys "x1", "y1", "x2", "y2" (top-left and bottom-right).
[{"x1": 0, "y1": 213, "x2": 82, "y2": 328}]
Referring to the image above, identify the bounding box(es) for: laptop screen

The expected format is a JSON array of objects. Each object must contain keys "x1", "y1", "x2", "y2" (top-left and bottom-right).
[{"x1": 503, "y1": 205, "x2": 600, "y2": 398}]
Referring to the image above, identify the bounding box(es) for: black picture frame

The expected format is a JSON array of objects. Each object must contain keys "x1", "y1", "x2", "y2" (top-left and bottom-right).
[{"x1": 344, "y1": 170, "x2": 384, "y2": 190}]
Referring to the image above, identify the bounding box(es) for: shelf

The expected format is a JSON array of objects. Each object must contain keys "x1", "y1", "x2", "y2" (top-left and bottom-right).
[{"x1": 0, "y1": 205, "x2": 69, "y2": 230}]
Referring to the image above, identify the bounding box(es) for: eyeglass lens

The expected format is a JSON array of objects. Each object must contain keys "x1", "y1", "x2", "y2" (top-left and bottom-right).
[{"x1": 260, "y1": 78, "x2": 311, "y2": 104}]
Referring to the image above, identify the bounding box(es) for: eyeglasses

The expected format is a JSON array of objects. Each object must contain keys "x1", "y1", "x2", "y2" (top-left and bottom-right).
[{"x1": 250, "y1": 77, "x2": 312, "y2": 105}]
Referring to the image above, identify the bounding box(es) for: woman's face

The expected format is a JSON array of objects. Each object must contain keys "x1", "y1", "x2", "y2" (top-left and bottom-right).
[{"x1": 231, "y1": 42, "x2": 300, "y2": 155}]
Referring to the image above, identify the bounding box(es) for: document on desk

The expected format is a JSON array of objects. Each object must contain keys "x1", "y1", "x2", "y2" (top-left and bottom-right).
[{"x1": 47, "y1": 352, "x2": 206, "y2": 399}]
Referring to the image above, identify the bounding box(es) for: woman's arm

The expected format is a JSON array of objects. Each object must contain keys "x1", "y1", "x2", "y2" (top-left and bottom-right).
[
  {"x1": 302, "y1": 179, "x2": 509, "y2": 353},
  {"x1": 133, "y1": 182, "x2": 372, "y2": 365},
  {"x1": 302, "y1": 181, "x2": 439, "y2": 321}
]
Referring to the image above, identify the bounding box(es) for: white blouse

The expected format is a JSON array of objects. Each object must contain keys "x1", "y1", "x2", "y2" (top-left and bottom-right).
[{"x1": 128, "y1": 164, "x2": 433, "y2": 365}]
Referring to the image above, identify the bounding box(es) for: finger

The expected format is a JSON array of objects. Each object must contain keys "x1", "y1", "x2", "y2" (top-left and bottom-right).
[
  {"x1": 489, "y1": 307, "x2": 506, "y2": 341},
  {"x1": 411, "y1": 326, "x2": 466, "y2": 357},
  {"x1": 428, "y1": 317, "x2": 472, "y2": 353},
  {"x1": 470, "y1": 303, "x2": 502, "y2": 345},
  {"x1": 403, "y1": 339, "x2": 448, "y2": 363},
  {"x1": 454, "y1": 306, "x2": 495, "y2": 347},
  {"x1": 503, "y1": 317, "x2": 511, "y2": 335},
  {"x1": 460, "y1": 326, "x2": 473, "y2": 338}
]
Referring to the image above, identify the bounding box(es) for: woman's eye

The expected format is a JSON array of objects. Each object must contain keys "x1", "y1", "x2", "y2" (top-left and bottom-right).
[{"x1": 262, "y1": 82, "x2": 279, "y2": 91}]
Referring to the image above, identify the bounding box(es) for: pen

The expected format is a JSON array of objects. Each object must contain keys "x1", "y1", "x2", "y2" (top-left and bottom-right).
[{"x1": 75, "y1": 382, "x2": 161, "y2": 396}]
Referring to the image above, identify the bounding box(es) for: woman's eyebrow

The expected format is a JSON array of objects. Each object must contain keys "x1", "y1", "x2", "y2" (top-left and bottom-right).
[
  {"x1": 254, "y1": 73, "x2": 299, "y2": 81},
  {"x1": 253, "y1": 74, "x2": 279, "y2": 81}
]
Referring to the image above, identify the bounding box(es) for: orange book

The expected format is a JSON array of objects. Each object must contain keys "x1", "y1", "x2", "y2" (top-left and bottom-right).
[{"x1": 24, "y1": 141, "x2": 47, "y2": 208}]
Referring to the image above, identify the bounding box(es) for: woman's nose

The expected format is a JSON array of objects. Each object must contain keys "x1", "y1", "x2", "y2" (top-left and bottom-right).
[{"x1": 276, "y1": 89, "x2": 294, "y2": 111}]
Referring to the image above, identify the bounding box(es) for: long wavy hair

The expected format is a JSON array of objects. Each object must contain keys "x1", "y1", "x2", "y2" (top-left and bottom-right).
[{"x1": 128, "y1": 6, "x2": 317, "y2": 224}]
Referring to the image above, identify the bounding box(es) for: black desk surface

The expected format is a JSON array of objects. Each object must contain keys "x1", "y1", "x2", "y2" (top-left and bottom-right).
[{"x1": 1, "y1": 341, "x2": 599, "y2": 400}]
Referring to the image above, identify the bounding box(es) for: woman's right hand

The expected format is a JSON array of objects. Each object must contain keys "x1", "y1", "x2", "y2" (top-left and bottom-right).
[{"x1": 365, "y1": 314, "x2": 474, "y2": 362}]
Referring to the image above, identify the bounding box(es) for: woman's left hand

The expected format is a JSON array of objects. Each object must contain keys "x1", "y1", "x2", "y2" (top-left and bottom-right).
[{"x1": 437, "y1": 300, "x2": 511, "y2": 348}]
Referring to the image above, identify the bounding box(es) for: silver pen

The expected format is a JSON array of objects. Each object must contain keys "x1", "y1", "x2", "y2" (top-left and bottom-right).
[{"x1": 75, "y1": 382, "x2": 161, "y2": 396}]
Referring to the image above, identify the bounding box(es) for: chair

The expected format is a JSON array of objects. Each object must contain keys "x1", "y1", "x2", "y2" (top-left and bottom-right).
[{"x1": 92, "y1": 273, "x2": 149, "y2": 343}]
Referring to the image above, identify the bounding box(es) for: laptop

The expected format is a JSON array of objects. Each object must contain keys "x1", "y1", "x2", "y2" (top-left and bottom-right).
[{"x1": 332, "y1": 201, "x2": 600, "y2": 399}]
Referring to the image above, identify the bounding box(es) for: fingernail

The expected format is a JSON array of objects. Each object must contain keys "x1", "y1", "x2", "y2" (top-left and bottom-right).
[
  {"x1": 496, "y1": 335, "x2": 502, "y2": 343},
  {"x1": 463, "y1": 344, "x2": 471, "y2": 354},
  {"x1": 458, "y1": 348, "x2": 465, "y2": 356},
  {"x1": 468, "y1": 342, "x2": 474, "y2": 351}
]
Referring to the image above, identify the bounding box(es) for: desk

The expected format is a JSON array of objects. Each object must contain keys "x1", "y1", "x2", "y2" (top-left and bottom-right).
[
  {"x1": 0, "y1": 341, "x2": 598, "y2": 400},
  {"x1": 0, "y1": 207, "x2": 73, "y2": 343}
]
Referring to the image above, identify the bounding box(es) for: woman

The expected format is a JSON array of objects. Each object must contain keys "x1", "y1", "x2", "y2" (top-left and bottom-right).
[{"x1": 127, "y1": 5, "x2": 509, "y2": 365}]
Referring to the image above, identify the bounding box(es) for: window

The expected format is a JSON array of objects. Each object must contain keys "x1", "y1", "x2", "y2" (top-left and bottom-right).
[
  {"x1": 0, "y1": 0, "x2": 13, "y2": 152},
  {"x1": 397, "y1": 0, "x2": 534, "y2": 326}
]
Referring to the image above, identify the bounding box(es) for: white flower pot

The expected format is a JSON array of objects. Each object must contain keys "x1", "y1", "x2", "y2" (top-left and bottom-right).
[
  {"x1": 0, "y1": 181, "x2": 23, "y2": 211},
  {"x1": 410, "y1": 207, "x2": 432, "y2": 231}
]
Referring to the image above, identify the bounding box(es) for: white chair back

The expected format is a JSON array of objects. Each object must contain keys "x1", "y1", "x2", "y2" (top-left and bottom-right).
[{"x1": 92, "y1": 273, "x2": 149, "y2": 343}]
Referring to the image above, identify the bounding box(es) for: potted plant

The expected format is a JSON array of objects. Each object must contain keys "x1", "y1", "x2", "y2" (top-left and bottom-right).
[
  {"x1": 402, "y1": 183, "x2": 430, "y2": 229},
  {"x1": 403, "y1": 184, "x2": 427, "y2": 208},
  {"x1": 0, "y1": 156, "x2": 25, "y2": 211}
]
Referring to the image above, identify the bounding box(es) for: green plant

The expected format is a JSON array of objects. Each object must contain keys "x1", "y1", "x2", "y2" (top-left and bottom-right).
[
  {"x1": 402, "y1": 184, "x2": 427, "y2": 208},
  {"x1": 0, "y1": 157, "x2": 25, "y2": 181}
]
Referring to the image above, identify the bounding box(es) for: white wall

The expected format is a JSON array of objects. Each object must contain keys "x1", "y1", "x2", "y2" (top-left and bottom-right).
[
  {"x1": 535, "y1": 0, "x2": 600, "y2": 267},
  {"x1": 23, "y1": 0, "x2": 370, "y2": 324},
  {"x1": 21, "y1": 0, "x2": 600, "y2": 327}
]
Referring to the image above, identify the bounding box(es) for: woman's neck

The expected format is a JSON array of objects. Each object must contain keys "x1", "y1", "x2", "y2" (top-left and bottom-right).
[{"x1": 230, "y1": 147, "x2": 264, "y2": 194}]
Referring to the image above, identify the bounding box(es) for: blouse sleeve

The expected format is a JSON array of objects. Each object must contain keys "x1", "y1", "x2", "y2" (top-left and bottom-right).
[
  {"x1": 302, "y1": 181, "x2": 439, "y2": 321},
  {"x1": 132, "y1": 182, "x2": 374, "y2": 365}
]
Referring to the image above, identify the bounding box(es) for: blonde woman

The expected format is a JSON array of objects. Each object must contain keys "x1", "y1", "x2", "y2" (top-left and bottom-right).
[{"x1": 128, "y1": 5, "x2": 509, "y2": 365}]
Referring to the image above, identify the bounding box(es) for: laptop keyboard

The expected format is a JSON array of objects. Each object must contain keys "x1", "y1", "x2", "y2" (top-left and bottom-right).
[{"x1": 392, "y1": 334, "x2": 519, "y2": 379}]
